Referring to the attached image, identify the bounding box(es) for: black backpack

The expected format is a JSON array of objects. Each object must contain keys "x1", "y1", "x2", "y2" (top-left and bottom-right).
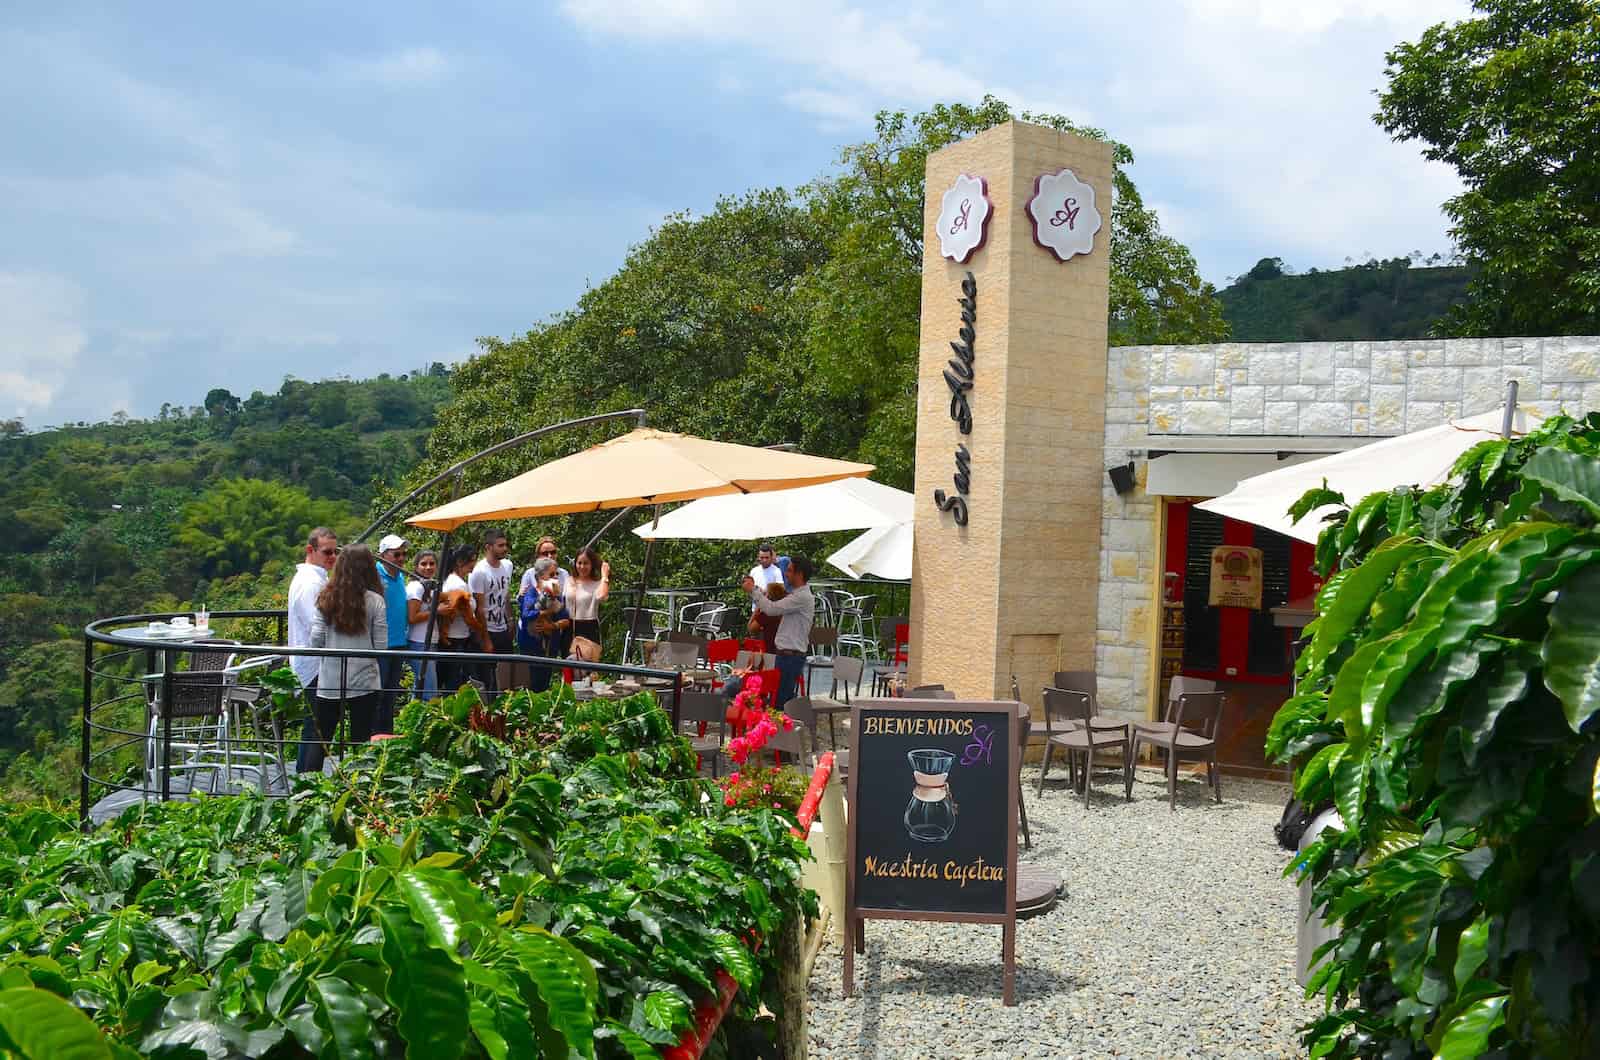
[{"x1": 1275, "y1": 797, "x2": 1321, "y2": 850}]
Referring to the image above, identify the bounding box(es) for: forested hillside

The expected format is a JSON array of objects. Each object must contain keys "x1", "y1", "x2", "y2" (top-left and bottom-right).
[
  {"x1": 1218, "y1": 256, "x2": 1472, "y2": 341},
  {"x1": 0, "y1": 369, "x2": 452, "y2": 801}
]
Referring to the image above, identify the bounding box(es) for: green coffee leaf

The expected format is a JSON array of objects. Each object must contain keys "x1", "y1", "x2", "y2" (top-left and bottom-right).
[{"x1": 0, "y1": 987, "x2": 112, "y2": 1060}]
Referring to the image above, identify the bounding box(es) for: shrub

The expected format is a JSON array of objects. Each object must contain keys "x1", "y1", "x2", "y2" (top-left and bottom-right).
[
  {"x1": 0, "y1": 684, "x2": 815, "y2": 1058},
  {"x1": 1271, "y1": 414, "x2": 1600, "y2": 1057}
]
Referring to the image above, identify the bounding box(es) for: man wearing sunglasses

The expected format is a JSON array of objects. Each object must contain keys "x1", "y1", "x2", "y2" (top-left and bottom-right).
[{"x1": 288, "y1": 527, "x2": 338, "y2": 694}]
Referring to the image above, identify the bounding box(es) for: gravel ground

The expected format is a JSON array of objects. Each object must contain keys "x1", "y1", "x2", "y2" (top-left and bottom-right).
[{"x1": 805, "y1": 766, "x2": 1321, "y2": 1059}]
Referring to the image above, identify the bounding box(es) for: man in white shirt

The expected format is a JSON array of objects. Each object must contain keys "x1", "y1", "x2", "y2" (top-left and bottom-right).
[
  {"x1": 747, "y1": 543, "x2": 784, "y2": 593},
  {"x1": 471, "y1": 528, "x2": 516, "y2": 692},
  {"x1": 751, "y1": 553, "x2": 816, "y2": 708},
  {"x1": 289, "y1": 527, "x2": 337, "y2": 773}
]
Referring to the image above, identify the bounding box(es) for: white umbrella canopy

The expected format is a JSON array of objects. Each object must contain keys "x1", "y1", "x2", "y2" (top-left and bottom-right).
[
  {"x1": 828, "y1": 520, "x2": 913, "y2": 580},
  {"x1": 1197, "y1": 407, "x2": 1545, "y2": 543},
  {"x1": 407, "y1": 428, "x2": 874, "y2": 531},
  {"x1": 631, "y1": 477, "x2": 913, "y2": 540}
]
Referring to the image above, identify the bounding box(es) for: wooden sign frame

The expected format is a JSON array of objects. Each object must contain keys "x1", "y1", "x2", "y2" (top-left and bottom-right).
[{"x1": 843, "y1": 698, "x2": 1020, "y2": 1005}]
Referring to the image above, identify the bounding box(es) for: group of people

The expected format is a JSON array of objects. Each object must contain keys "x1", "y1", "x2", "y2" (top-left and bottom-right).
[
  {"x1": 285, "y1": 526, "x2": 611, "y2": 773},
  {"x1": 728, "y1": 543, "x2": 817, "y2": 709}
]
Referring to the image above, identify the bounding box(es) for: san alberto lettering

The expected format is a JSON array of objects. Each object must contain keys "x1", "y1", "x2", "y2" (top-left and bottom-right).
[{"x1": 933, "y1": 271, "x2": 978, "y2": 526}]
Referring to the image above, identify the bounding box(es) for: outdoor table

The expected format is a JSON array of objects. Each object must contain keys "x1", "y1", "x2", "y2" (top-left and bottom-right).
[{"x1": 646, "y1": 588, "x2": 701, "y2": 631}]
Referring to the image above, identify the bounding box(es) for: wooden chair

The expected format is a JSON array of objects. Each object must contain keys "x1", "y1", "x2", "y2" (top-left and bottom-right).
[
  {"x1": 1129, "y1": 691, "x2": 1225, "y2": 810},
  {"x1": 1038, "y1": 685, "x2": 1131, "y2": 808}
]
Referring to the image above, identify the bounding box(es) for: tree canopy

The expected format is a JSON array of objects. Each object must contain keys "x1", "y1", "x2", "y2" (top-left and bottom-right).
[
  {"x1": 393, "y1": 98, "x2": 1228, "y2": 599},
  {"x1": 1376, "y1": 0, "x2": 1600, "y2": 336}
]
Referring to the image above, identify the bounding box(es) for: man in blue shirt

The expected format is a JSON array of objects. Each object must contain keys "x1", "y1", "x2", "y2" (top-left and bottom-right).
[{"x1": 375, "y1": 534, "x2": 412, "y2": 732}]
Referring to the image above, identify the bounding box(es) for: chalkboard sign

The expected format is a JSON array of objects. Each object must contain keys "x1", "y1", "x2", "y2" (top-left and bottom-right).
[{"x1": 844, "y1": 699, "x2": 1020, "y2": 1004}]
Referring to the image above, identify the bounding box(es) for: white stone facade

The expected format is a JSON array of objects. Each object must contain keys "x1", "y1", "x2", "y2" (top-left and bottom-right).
[{"x1": 1096, "y1": 336, "x2": 1600, "y2": 722}]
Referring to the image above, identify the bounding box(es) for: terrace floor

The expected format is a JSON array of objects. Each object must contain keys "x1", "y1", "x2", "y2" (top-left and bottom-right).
[{"x1": 806, "y1": 768, "x2": 1319, "y2": 1059}]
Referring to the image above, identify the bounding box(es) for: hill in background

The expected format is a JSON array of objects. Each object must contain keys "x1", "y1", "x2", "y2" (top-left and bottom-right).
[{"x1": 1217, "y1": 256, "x2": 1472, "y2": 342}]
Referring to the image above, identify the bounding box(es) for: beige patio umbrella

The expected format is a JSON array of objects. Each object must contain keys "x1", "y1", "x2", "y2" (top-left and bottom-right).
[{"x1": 406, "y1": 427, "x2": 875, "y2": 531}]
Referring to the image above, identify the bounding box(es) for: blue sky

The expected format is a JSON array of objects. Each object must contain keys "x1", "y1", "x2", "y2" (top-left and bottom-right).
[{"x1": 0, "y1": 0, "x2": 1469, "y2": 427}]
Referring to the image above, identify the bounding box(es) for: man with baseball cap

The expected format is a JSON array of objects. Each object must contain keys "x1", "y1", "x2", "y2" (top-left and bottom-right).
[{"x1": 375, "y1": 533, "x2": 411, "y2": 731}]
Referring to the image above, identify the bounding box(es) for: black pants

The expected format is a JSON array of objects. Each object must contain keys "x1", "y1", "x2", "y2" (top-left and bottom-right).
[
  {"x1": 377, "y1": 653, "x2": 405, "y2": 733},
  {"x1": 573, "y1": 618, "x2": 601, "y2": 647},
  {"x1": 440, "y1": 637, "x2": 474, "y2": 693},
  {"x1": 297, "y1": 691, "x2": 377, "y2": 776},
  {"x1": 486, "y1": 627, "x2": 515, "y2": 691}
]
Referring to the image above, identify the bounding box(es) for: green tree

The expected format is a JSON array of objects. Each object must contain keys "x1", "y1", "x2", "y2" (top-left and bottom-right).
[
  {"x1": 1376, "y1": 0, "x2": 1600, "y2": 335},
  {"x1": 177, "y1": 478, "x2": 350, "y2": 578},
  {"x1": 798, "y1": 97, "x2": 1229, "y2": 481}
]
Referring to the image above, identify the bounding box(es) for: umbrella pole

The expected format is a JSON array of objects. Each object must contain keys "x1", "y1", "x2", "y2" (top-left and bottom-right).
[
  {"x1": 634, "y1": 505, "x2": 661, "y2": 661},
  {"x1": 1501, "y1": 380, "x2": 1519, "y2": 439},
  {"x1": 421, "y1": 472, "x2": 464, "y2": 675}
]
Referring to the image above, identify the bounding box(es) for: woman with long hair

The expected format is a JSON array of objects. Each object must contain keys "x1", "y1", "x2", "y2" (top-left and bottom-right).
[
  {"x1": 566, "y1": 546, "x2": 610, "y2": 654},
  {"x1": 436, "y1": 544, "x2": 487, "y2": 693},
  {"x1": 301, "y1": 543, "x2": 387, "y2": 775},
  {"x1": 405, "y1": 549, "x2": 439, "y2": 700}
]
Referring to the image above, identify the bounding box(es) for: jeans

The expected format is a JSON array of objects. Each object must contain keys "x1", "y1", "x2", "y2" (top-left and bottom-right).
[
  {"x1": 407, "y1": 640, "x2": 436, "y2": 700},
  {"x1": 774, "y1": 653, "x2": 806, "y2": 709},
  {"x1": 377, "y1": 653, "x2": 405, "y2": 733},
  {"x1": 296, "y1": 690, "x2": 377, "y2": 776}
]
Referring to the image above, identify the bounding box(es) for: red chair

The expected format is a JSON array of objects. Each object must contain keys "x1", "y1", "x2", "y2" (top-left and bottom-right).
[
  {"x1": 707, "y1": 638, "x2": 740, "y2": 667},
  {"x1": 893, "y1": 623, "x2": 910, "y2": 666},
  {"x1": 742, "y1": 638, "x2": 766, "y2": 654}
]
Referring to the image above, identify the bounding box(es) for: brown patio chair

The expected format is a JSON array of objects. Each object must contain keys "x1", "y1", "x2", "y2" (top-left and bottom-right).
[
  {"x1": 1128, "y1": 690, "x2": 1225, "y2": 810},
  {"x1": 1038, "y1": 685, "x2": 1130, "y2": 808},
  {"x1": 678, "y1": 690, "x2": 727, "y2": 778}
]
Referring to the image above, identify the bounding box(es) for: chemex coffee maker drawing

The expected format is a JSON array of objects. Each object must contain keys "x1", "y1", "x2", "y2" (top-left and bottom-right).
[{"x1": 904, "y1": 748, "x2": 958, "y2": 843}]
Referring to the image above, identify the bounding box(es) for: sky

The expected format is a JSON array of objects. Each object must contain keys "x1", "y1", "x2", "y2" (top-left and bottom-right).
[{"x1": 0, "y1": 0, "x2": 1471, "y2": 427}]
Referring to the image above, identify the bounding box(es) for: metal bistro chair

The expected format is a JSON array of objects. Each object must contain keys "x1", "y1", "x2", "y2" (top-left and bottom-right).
[
  {"x1": 1129, "y1": 690, "x2": 1225, "y2": 810},
  {"x1": 1038, "y1": 685, "x2": 1131, "y2": 808},
  {"x1": 144, "y1": 639, "x2": 240, "y2": 795},
  {"x1": 835, "y1": 593, "x2": 878, "y2": 659},
  {"x1": 221, "y1": 653, "x2": 292, "y2": 792},
  {"x1": 680, "y1": 601, "x2": 731, "y2": 640},
  {"x1": 621, "y1": 606, "x2": 671, "y2": 665}
]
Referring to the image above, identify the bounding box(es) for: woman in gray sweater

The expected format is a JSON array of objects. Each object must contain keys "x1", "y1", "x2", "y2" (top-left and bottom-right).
[{"x1": 304, "y1": 543, "x2": 388, "y2": 774}]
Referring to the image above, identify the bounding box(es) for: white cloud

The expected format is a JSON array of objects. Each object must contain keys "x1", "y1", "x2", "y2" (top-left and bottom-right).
[
  {"x1": 1181, "y1": 0, "x2": 1468, "y2": 33},
  {"x1": 0, "y1": 273, "x2": 89, "y2": 417},
  {"x1": 335, "y1": 46, "x2": 453, "y2": 86},
  {"x1": 562, "y1": 1, "x2": 1002, "y2": 115}
]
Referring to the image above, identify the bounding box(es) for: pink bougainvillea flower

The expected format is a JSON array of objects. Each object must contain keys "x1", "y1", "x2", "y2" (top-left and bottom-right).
[
  {"x1": 781, "y1": 715, "x2": 794, "y2": 731},
  {"x1": 725, "y1": 795, "x2": 736, "y2": 807},
  {"x1": 746, "y1": 675, "x2": 763, "y2": 693},
  {"x1": 729, "y1": 771, "x2": 740, "y2": 784}
]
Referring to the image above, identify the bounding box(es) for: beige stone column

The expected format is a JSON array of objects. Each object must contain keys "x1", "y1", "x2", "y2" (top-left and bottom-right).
[{"x1": 909, "y1": 121, "x2": 1113, "y2": 716}]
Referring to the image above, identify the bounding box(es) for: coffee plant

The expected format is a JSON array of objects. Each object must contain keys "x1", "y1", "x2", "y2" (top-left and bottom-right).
[
  {"x1": 0, "y1": 683, "x2": 816, "y2": 1058},
  {"x1": 1270, "y1": 413, "x2": 1600, "y2": 1057}
]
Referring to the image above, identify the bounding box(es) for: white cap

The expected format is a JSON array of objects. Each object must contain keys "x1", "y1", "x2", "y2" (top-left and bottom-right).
[{"x1": 378, "y1": 533, "x2": 407, "y2": 553}]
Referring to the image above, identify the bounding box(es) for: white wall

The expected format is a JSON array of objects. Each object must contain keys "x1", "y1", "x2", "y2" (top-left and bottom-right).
[{"x1": 1095, "y1": 336, "x2": 1600, "y2": 721}]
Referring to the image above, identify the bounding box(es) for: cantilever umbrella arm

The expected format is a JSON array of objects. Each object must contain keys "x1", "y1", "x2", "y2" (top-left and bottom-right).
[
  {"x1": 354, "y1": 408, "x2": 648, "y2": 547},
  {"x1": 354, "y1": 408, "x2": 646, "y2": 658}
]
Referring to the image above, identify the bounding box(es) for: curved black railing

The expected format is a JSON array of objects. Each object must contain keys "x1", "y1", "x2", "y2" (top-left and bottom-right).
[{"x1": 81, "y1": 609, "x2": 685, "y2": 826}]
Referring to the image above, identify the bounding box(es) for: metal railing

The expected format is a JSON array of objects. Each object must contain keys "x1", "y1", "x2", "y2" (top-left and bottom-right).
[
  {"x1": 611, "y1": 577, "x2": 911, "y2": 655},
  {"x1": 81, "y1": 609, "x2": 686, "y2": 826}
]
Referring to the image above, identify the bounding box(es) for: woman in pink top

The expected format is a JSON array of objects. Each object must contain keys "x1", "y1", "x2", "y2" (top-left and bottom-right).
[{"x1": 566, "y1": 546, "x2": 610, "y2": 654}]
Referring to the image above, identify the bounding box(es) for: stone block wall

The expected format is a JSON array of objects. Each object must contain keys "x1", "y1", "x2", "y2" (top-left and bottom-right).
[{"x1": 1096, "y1": 335, "x2": 1600, "y2": 722}]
